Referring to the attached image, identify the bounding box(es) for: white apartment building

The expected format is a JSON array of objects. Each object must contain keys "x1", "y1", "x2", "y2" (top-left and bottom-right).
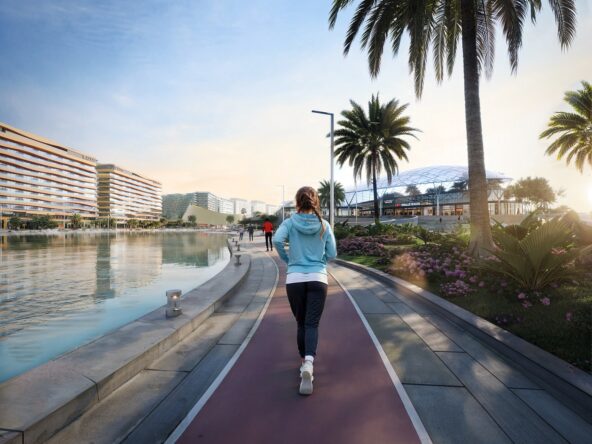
[
  {"x1": 266, "y1": 204, "x2": 280, "y2": 215},
  {"x1": 217, "y1": 197, "x2": 234, "y2": 215},
  {"x1": 251, "y1": 200, "x2": 266, "y2": 215},
  {"x1": 231, "y1": 198, "x2": 251, "y2": 217}
]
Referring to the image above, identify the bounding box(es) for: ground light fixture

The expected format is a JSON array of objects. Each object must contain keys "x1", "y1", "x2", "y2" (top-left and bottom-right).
[
  {"x1": 165, "y1": 289, "x2": 183, "y2": 318},
  {"x1": 311, "y1": 109, "x2": 335, "y2": 228}
]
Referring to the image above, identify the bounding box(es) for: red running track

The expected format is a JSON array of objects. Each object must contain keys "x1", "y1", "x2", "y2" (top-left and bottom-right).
[{"x1": 177, "y1": 255, "x2": 422, "y2": 444}]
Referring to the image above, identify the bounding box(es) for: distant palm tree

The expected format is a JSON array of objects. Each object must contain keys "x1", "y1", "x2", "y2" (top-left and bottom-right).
[
  {"x1": 334, "y1": 94, "x2": 419, "y2": 225},
  {"x1": 541, "y1": 81, "x2": 592, "y2": 172},
  {"x1": 329, "y1": 0, "x2": 577, "y2": 255},
  {"x1": 405, "y1": 185, "x2": 421, "y2": 197},
  {"x1": 318, "y1": 180, "x2": 346, "y2": 215},
  {"x1": 449, "y1": 181, "x2": 468, "y2": 193},
  {"x1": 425, "y1": 185, "x2": 447, "y2": 195}
]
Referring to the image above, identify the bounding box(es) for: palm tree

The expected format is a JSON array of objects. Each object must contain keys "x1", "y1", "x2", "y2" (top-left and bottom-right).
[
  {"x1": 70, "y1": 213, "x2": 82, "y2": 229},
  {"x1": 449, "y1": 180, "x2": 468, "y2": 192},
  {"x1": 318, "y1": 180, "x2": 346, "y2": 215},
  {"x1": 541, "y1": 81, "x2": 592, "y2": 172},
  {"x1": 405, "y1": 185, "x2": 421, "y2": 197},
  {"x1": 329, "y1": 0, "x2": 576, "y2": 255},
  {"x1": 334, "y1": 94, "x2": 419, "y2": 225}
]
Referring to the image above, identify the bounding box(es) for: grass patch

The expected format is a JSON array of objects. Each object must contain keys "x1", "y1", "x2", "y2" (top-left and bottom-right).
[{"x1": 338, "y1": 254, "x2": 388, "y2": 272}]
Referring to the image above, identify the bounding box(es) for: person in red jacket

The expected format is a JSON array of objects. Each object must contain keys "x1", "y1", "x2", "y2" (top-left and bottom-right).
[{"x1": 263, "y1": 218, "x2": 274, "y2": 251}]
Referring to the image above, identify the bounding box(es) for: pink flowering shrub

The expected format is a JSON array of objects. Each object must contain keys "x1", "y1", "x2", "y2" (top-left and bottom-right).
[{"x1": 338, "y1": 236, "x2": 387, "y2": 257}]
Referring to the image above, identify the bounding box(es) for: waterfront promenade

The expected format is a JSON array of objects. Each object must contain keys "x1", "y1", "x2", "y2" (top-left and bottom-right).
[{"x1": 4, "y1": 236, "x2": 591, "y2": 444}]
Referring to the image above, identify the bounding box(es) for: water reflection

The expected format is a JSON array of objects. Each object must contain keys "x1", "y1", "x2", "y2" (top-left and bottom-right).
[{"x1": 0, "y1": 232, "x2": 229, "y2": 382}]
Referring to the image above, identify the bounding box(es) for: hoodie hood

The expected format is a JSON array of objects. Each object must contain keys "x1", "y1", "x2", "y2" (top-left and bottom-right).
[{"x1": 290, "y1": 213, "x2": 323, "y2": 235}]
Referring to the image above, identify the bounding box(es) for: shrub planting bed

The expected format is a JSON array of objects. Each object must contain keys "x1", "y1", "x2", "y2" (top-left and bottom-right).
[{"x1": 336, "y1": 218, "x2": 592, "y2": 373}]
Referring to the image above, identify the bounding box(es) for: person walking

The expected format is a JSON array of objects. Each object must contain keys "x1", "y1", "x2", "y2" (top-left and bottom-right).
[
  {"x1": 247, "y1": 224, "x2": 254, "y2": 241},
  {"x1": 238, "y1": 225, "x2": 244, "y2": 241},
  {"x1": 273, "y1": 186, "x2": 337, "y2": 395},
  {"x1": 263, "y1": 218, "x2": 274, "y2": 251}
]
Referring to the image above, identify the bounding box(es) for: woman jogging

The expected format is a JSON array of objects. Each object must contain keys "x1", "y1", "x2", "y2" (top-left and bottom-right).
[{"x1": 273, "y1": 186, "x2": 337, "y2": 395}]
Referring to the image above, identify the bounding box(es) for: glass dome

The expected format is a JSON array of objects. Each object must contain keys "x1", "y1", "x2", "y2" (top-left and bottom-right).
[{"x1": 344, "y1": 165, "x2": 511, "y2": 205}]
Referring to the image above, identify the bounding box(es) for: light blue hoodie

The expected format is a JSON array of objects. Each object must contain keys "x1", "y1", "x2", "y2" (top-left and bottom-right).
[{"x1": 273, "y1": 213, "x2": 337, "y2": 274}]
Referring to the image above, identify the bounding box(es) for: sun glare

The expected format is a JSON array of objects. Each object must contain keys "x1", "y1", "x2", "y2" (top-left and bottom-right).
[{"x1": 588, "y1": 186, "x2": 592, "y2": 205}]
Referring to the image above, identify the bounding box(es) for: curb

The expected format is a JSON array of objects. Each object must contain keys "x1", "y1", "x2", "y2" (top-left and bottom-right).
[
  {"x1": 334, "y1": 258, "x2": 592, "y2": 422},
  {"x1": 0, "y1": 255, "x2": 251, "y2": 444}
]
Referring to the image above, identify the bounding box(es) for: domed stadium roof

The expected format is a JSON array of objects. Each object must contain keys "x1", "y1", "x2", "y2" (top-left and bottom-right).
[{"x1": 346, "y1": 165, "x2": 511, "y2": 193}]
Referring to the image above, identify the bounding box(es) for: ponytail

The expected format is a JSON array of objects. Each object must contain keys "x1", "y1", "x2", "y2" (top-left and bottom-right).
[{"x1": 295, "y1": 186, "x2": 326, "y2": 239}]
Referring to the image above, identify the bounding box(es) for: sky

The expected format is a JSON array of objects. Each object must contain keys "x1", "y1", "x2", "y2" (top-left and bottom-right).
[{"x1": 1, "y1": 0, "x2": 591, "y2": 211}]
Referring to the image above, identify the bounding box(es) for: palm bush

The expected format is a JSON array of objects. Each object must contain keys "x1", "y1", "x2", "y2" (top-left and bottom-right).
[
  {"x1": 492, "y1": 211, "x2": 542, "y2": 241},
  {"x1": 482, "y1": 217, "x2": 592, "y2": 290}
]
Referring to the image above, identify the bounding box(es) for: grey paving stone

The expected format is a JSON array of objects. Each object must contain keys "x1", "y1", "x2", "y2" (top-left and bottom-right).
[
  {"x1": 122, "y1": 344, "x2": 239, "y2": 444},
  {"x1": 367, "y1": 283, "x2": 403, "y2": 303},
  {"x1": 0, "y1": 360, "x2": 97, "y2": 444},
  {"x1": 218, "y1": 302, "x2": 266, "y2": 345},
  {"x1": 404, "y1": 384, "x2": 511, "y2": 444},
  {"x1": 46, "y1": 370, "x2": 185, "y2": 444},
  {"x1": 513, "y1": 389, "x2": 592, "y2": 444},
  {"x1": 0, "y1": 430, "x2": 21, "y2": 444},
  {"x1": 217, "y1": 282, "x2": 258, "y2": 312},
  {"x1": 347, "y1": 288, "x2": 393, "y2": 314},
  {"x1": 149, "y1": 312, "x2": 240, "y2": 372},
  {"x1": 437, "y1": 352, "x2": 566, "y2": 443},
  {"x1": 330, "y1": 267, "x2": 393, "y2": 313},
  {"x1": 389, "y1": 302, "x2": 462, "y2": 352},
  {"x1": 426, "y1": 315, "x2": 539, "y2": 389},
  {"x1": 365, "y1": 314, "x2": 462, "y2": 386}
]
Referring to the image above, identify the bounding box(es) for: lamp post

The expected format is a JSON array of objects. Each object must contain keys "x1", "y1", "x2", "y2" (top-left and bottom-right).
[{"x1": 311, "y1": 110, "x2": 335, "y2": 229}]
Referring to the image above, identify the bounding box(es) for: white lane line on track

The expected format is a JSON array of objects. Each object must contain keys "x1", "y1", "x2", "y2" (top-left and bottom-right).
[
  {"x1": 165, "y1": 253, "x2": 280, "y2": 444},
  {"x1": 329, "y1": 268, "x2": 433, "y2": 444}
]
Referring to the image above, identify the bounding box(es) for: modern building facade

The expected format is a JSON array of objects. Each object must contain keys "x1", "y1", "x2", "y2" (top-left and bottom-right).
[
  {"x1": 231, "y1": 198, "x2": 251, "y2": 217},
  {"x1": 97, "y1": 164, "x2": 162, "y2": 224},
  {"x1": 162, "y1": 193, "x2": 194, "y2": 220},
  {"x1": 194, "y1": 192, "x2": 218, "y2": 212},
  {"x1": 266, "y1": 204, "x2": 280, "y2": 215},
  {"x1": 343, "y1": 165, "x2": 525, "y2": 217},
  {"x1": 251, "y1": 200, "x2": 266, "y2": 215},
  {"x1": 0, "y1": 122, "x2": 98, "y2": 228},
  {"x1": 217, "y1": 197, "x2": 234, "y2": 215}
]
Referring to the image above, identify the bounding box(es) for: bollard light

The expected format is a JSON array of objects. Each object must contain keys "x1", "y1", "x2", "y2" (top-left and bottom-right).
[
  {"x1": 234, "y1": 254, "x2": 242, "y2": 266},
  {"x1": 166, "y1": 289, "x2": 183, "y2": 318}
]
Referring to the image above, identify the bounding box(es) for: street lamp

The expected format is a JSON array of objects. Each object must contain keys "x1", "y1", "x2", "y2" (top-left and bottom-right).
[{"x1": 311, "y1": 110, "x2": 335, "y2": 229}]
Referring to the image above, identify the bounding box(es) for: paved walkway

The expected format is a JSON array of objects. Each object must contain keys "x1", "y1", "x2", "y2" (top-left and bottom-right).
[{"x1": 173, "y1": 255, "x2": 426, "y2": 444}]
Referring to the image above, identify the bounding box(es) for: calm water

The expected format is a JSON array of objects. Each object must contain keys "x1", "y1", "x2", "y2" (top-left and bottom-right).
[{"x1": 0, "y1": 232, "x2": 230, "y2": 383}]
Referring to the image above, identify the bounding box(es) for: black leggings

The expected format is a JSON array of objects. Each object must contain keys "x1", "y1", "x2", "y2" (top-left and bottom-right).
[
  {"x1": 286, "y1": 281, "x2": 328, "y2": 358},
  {"x1": 265, "y1": 232, "x2": 273, "y2": 250}
]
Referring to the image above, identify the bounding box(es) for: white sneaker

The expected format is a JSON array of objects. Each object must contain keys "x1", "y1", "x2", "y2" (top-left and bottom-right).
[{"x1": 299, "y1": 360, "x2": 314, "y2": 395}]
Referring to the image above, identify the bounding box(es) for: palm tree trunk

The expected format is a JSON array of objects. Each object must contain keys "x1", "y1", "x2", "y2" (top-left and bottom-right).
[
  {"x1": 372, "y1": 154, "x2": 380, "y2": 225},
  {"x1": 461, "y1": 0, "x2": 494, "y2": 256}
]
